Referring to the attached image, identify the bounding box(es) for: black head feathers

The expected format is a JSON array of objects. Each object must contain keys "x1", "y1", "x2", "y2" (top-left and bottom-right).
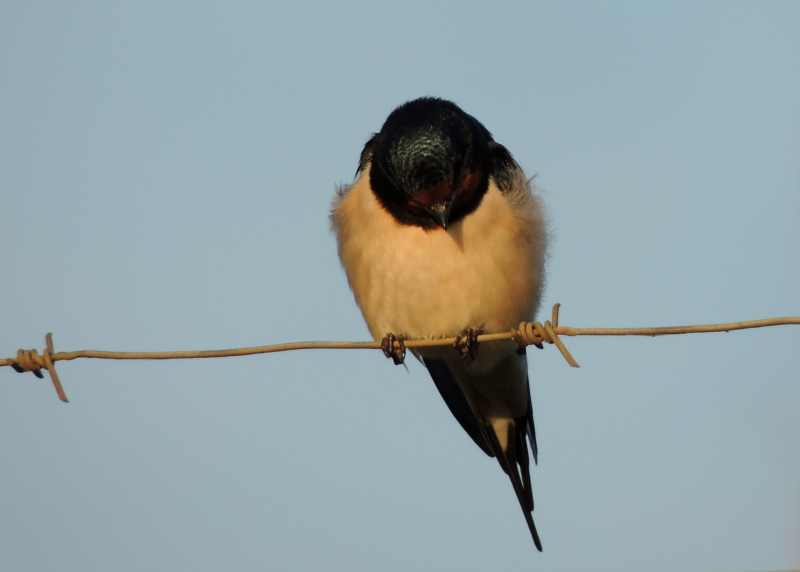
[{"x1": 361, "y1": 97, "x2": 518, "y2": 229}]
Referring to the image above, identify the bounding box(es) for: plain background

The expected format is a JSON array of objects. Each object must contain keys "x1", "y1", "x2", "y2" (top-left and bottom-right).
[{"x1": 1, "y1": 2, "x2": 798, "y2": 570}]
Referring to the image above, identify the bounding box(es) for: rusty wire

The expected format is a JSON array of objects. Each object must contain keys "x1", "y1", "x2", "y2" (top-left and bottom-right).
[{"x1": 2, "y1": 304, "x2": 799, "y2": 403}]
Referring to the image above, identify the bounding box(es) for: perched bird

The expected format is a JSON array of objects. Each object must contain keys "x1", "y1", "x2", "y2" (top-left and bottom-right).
[{"x1": 331, "y1": 97, "x2": 547, "y2": 550}]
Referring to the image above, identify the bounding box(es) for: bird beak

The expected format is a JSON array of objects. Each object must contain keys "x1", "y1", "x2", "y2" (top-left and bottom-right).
[{"x1": 427, "y1": 201, "x2": 453, "y2": 229}]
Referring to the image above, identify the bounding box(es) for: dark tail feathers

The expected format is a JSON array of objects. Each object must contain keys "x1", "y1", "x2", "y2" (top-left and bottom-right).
[{"x1": 485, "y1": 419, "x2": 542, "y2": 551}]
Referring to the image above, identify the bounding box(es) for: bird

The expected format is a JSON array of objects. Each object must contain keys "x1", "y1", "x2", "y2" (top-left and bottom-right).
[{"x1": 331, "y1": 97, "x2": 547, "y2": 550}]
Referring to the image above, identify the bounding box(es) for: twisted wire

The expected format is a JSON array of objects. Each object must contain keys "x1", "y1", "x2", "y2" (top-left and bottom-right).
[{"x1": 3, "y1": 304, "x2": 799, "y2": 403}]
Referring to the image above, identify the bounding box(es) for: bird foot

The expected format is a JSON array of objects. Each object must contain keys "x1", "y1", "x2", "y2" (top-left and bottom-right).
[
  {"x1": 381, "y1": 333, "x2": 406, "y2": 365},
  {"x1": 453, "y1": 327, "x2": 483, "y2": 362}
]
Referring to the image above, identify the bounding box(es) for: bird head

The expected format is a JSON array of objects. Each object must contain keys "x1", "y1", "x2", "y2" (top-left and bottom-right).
[{"x1": 361, "y1": 97, "x2": 507, "y2": 230}]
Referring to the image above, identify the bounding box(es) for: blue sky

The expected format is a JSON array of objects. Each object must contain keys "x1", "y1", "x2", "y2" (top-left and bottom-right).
[{"x1": 1, "y1": 2, "x2": 798, "y2": 570}]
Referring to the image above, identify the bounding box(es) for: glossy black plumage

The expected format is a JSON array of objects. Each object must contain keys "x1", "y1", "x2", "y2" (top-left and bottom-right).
[{"x1": 359, "y1": 97, "x2": 519, "y2": 229}]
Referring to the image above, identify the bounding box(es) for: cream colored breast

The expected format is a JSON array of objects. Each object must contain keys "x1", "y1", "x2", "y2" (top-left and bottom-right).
[{"x1": 332, "y1": 167, "x2": 546, "y2": 341}]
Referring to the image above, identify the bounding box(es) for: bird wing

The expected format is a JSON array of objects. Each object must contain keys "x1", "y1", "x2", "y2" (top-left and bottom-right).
[
  {"x1": 423, "y1": 357, "x2": 493, "y2": 456},
  {"x1": 424, "y1": 351, "x2": 542, "y2": 550}
]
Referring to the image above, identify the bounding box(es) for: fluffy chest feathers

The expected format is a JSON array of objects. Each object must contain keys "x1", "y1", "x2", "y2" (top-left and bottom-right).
[{"x1": 332, "y1": 167, "x2": 546, "y2": 340}]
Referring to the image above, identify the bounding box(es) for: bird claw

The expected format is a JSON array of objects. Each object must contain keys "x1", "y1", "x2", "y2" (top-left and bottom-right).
[
  {"x1": 454, "y1": 327, "x2": 483, "y2": 361},
  {"x1": 381, "y1": 333, "x2": 406, "y2": 365}
]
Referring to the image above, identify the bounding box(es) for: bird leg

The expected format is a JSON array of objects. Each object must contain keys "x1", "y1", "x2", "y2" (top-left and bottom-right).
[
  {"x1": 381, "y1": 333, "x2": 406, "y2": 365},
  {"x1": 453, "y1": 327, "x2": 483, "y2": 362}
]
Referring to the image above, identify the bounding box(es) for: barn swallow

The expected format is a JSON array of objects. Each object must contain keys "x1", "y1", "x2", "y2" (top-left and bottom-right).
[{"x1": 331, "y1": 97, "x2": 547, "y2": 550}]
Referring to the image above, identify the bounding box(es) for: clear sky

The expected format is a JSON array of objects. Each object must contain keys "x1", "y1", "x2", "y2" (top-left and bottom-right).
[{"x1": 1, "y1": 2, "x2": 798, "y2": 571}]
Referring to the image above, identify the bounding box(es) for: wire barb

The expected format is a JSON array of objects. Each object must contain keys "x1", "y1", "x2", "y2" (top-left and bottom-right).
[
  {"x1": 9, "y1": 333, "x2": 69, "y2": 402},
  {"x1": 514, "y1": 303, "x2": 580, "y2": 367}
]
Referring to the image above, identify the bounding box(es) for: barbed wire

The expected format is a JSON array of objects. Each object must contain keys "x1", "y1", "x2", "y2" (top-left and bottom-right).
[{"x1": 2, "y1": 304, "x2": 798, "y2": 403}]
